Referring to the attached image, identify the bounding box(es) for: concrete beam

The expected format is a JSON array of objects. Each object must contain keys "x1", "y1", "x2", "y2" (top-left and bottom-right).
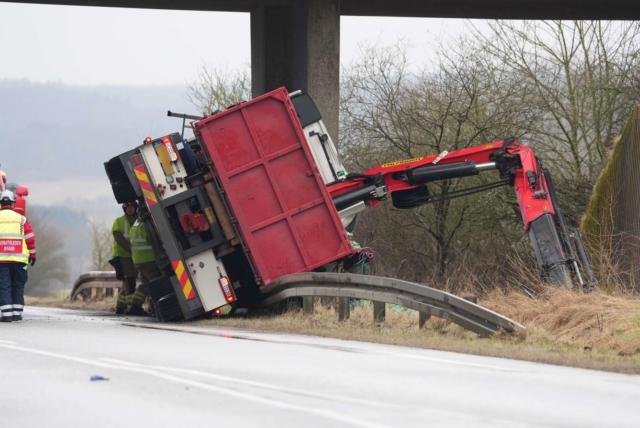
[
  {"x1": 5, "y1": 0, "x2": 639, "y2": 19},
  {"x1": 251, "y1": 5, "x2": 293, "y2": 96},
  {"x1": 252, "y1": 0, "x2": 340, "y2": 144},
  {"x1": 293, "y1": 0, "x2": 340, "y2": 145},
  {"x1": 340, "y1": 0, "x2": 639, "y2": 19}
]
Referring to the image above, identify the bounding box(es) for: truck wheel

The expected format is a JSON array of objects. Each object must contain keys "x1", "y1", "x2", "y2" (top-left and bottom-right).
[
  {"x1": 148, "y1": 276, "x2": 175, "y2": 303},
  {"x1": 157, "y1": 294, "x2": 183, "y2": 322}
]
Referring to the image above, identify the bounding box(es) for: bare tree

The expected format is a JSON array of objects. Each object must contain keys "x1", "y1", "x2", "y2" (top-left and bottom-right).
[
  {"x1": 89, "y1": 219, "x2": 113, "y2": 271},
  {"x1": 341, "y1": 39, "x2": 535, "y2": 283},
  {"x1": 472, "y1": 20, "x2": 640, "y2": 217},
  {"x1": 185, "y1": 63, "x2": 252, "y2": 116},
  {"x1": 24, "y1": 209, "x2": 69, "y2": 297}
]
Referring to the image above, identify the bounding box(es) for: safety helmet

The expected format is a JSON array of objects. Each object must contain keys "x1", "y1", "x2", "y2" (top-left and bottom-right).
[
  {"x1": 122, "y1": 200, "x2": 139, "y2": 212},
  {"x1": 0, "y1": 190, "x2": 16, "y2": 205}
]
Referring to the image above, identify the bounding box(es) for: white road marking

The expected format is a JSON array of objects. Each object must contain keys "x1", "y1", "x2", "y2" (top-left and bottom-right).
[
  {"x1": 0, "y1": 339, "x2": 17, "y2": 344},
  {"x1": 370, "y1": 349, "x2": 520, "y2": 372},
  {"x1": 0, "y1": 342, "x2": 393, "y2": 428},
  {"x1": 123, "y1": 322, "x2": 518, "y2": 372},
  {"x1": 102, "y1": 357, "x2": 399, "y2": 409}
]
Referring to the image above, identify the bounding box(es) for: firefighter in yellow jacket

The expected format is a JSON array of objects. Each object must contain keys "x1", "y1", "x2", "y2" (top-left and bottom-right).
[
  {"x1": 0, "y1": 191, "x2": 36, "y2": 322},
  {"x1": 112, "y1": 201, "x2": 138, "y2": 314},
  {"x1": 128, "y1": 218, "x2": 160, "y2": 316}
]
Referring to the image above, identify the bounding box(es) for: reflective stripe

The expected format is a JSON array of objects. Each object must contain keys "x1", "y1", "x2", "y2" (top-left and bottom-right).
[
  {"x1": 12, "y1": 304, "x2": 24, "y2": 309},
  {"x1": 24, "y1": 233, "x2": 34, "y2": 239},
  {"x1": 0, "y1": 253, "x2": 28, "y2": 259},
  {"x1": 132, "y1": 246, "x2": 153, "y2": 251},
  {"x1": 123, "y1": 220, "x2": 130, "y2": 238},
  {"x1": 0, "y1": 233, "x2": 24, "y2": 239},
  {"x1": 29, "y1": 249, "x2": 36, "y2": 254},
  {"x1": 0, "y1": 305, "x2": 12, "y2": 310},
  {"x1": 131, "y1": 238, "x2": 147, "y2": 243},
  {"x1": 12, "y1": 311, "x2": 22, "y2": 316}
]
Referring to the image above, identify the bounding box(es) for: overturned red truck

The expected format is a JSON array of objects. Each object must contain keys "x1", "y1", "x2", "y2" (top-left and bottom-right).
[{"x1": 104, "y1": 87, "x2": 594, "y2": 322}]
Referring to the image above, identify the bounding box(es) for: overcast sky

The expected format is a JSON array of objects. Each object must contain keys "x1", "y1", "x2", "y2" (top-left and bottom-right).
[
  {"x1": 0, "y1": 3, "x2": 489, "y2": 214},
  {"x1": 0, "y1": 2, "x2": 481, "y2": 86}
]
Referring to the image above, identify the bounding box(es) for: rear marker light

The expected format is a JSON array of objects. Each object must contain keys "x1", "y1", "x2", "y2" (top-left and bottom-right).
[
  {"x1": 170, "y1": 184, "x2": 177, "y2": 190},
  {"x1": 144, "y1": 137, "x2": 152, "y2": 144},
  {"x1": 215, "y1": 309, "x2": 221, "y2": 315},
  {"x1": 162, "y1": 136, "x2": 178, "y2": 162},
  {"x1": 218, "y1": 276, "x2": 235, "y2": 303}
]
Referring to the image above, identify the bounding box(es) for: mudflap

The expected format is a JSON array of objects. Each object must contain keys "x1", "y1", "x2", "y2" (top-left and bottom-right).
[{"x1": 528, "y1": 213, "x2": 572, "y2": 288}]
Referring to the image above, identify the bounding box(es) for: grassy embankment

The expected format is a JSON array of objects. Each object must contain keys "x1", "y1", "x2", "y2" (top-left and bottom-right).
[{"x1": 28, "y1": 288, "x2": 640, "y2": 374}]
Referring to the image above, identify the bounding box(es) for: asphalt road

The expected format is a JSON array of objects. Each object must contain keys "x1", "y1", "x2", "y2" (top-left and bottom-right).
[{"x1": 1, "y1": 307, "x2": 639, "y2": 428}]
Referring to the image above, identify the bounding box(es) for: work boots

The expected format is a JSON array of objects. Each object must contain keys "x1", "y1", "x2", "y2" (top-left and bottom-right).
[{"x1": 127, "y1": 305, "x2": 150, "y2": 316}]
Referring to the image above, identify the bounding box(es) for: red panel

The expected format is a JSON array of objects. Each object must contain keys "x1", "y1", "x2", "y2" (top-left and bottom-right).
[{"x1": 193, "y1": 87, "x2": 354, "y2": 285}]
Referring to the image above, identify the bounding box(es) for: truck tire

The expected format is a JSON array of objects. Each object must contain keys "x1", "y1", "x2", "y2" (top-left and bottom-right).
[
  {"x1": 148, "y1": 275, "x2": 175, "y2": 303},
  {"x1": 156, "y1": 294, "x2": 183, "y2": 322}
]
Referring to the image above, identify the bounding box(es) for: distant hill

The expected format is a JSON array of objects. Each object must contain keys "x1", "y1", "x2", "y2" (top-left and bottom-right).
[
  {"x1": 0, "y1": 79, "x2": 199, "y2": 219},
  {"x1": 0, "y1": 79, "x2": 197, "y2": 182}
]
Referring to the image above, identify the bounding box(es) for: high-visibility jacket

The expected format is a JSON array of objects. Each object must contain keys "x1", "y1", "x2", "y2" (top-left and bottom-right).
[
  {"x1": 0, "y1": 206, "x2": 35, "y2": 263},
  {"x1": 130, "y1": 221, "x2": 155, "y2": 265},
  {"x1": 112, "y1": 215, "x2": 133, "y2": 258}
]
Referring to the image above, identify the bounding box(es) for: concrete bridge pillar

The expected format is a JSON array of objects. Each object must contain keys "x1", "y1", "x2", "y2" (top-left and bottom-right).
[{"x1": 251, "y1": 0, "x2": 340, "y2": 144}]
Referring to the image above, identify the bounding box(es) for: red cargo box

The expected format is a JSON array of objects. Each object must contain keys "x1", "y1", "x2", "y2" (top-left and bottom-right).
[{"x1": 194, "y1": 87, "x2": 354, "y2": 285}]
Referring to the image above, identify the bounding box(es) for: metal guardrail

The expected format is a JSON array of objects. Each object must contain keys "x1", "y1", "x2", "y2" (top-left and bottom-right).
[
  {"x1": 71, "y1": 270, "x2": 523, "y2": 336},
  {"x1": 252, "y1": 273, "x2": 524, "y2": 336},
  {"x1": 71, "y1": 271, "x2": 121, "y2": 301}
]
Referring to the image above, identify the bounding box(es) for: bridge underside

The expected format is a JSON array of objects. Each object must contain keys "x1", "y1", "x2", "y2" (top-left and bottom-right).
[
  {"x1": 6, "y1": 0, "x2": 636, "y2": 144},
  {"x1": 5, "y1": 0, "x2": 634, "y2": 19}
]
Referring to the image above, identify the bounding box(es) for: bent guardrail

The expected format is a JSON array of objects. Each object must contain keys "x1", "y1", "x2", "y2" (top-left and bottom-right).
[
  {"x1": 71, "y1": 271, "x2": 121, "y2": 301},
  {"x1": 252, "y1": 272, "x2": 524, "y2": 336}
]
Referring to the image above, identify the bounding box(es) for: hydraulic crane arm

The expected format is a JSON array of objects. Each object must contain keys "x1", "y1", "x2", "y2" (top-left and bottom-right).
[{"x1": 328, "y1": 138, "x2": 596, "y2": 289}]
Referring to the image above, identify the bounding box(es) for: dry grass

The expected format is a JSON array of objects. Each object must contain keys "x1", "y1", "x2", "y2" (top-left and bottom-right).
[
  {"x1": 484, "y1": 288, "x2": 640, "y2": 356},
  {"x1": 25, "y1": 296, "x2": 117, "y2": 312}
]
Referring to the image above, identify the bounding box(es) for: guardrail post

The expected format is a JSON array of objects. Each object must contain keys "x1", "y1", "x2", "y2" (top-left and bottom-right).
[
  {"x1": 303, "y1": 296, "x2": 314, "y2": 315},
  {"x1": 91, "y1": 288, "x2": 96, "y2": 299},
  {"x1": 373, "y1": 301, "x2": 385, "y2": 323},
  {"x1": 113, "y1": 288, "x2": 119, "y2": 299},
  {"x1": 338, "y1": 297, "x2": 350, "y2": 321},
  {"x1": 419, "y1": 312, "x2": 431, "y2": 329}
]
